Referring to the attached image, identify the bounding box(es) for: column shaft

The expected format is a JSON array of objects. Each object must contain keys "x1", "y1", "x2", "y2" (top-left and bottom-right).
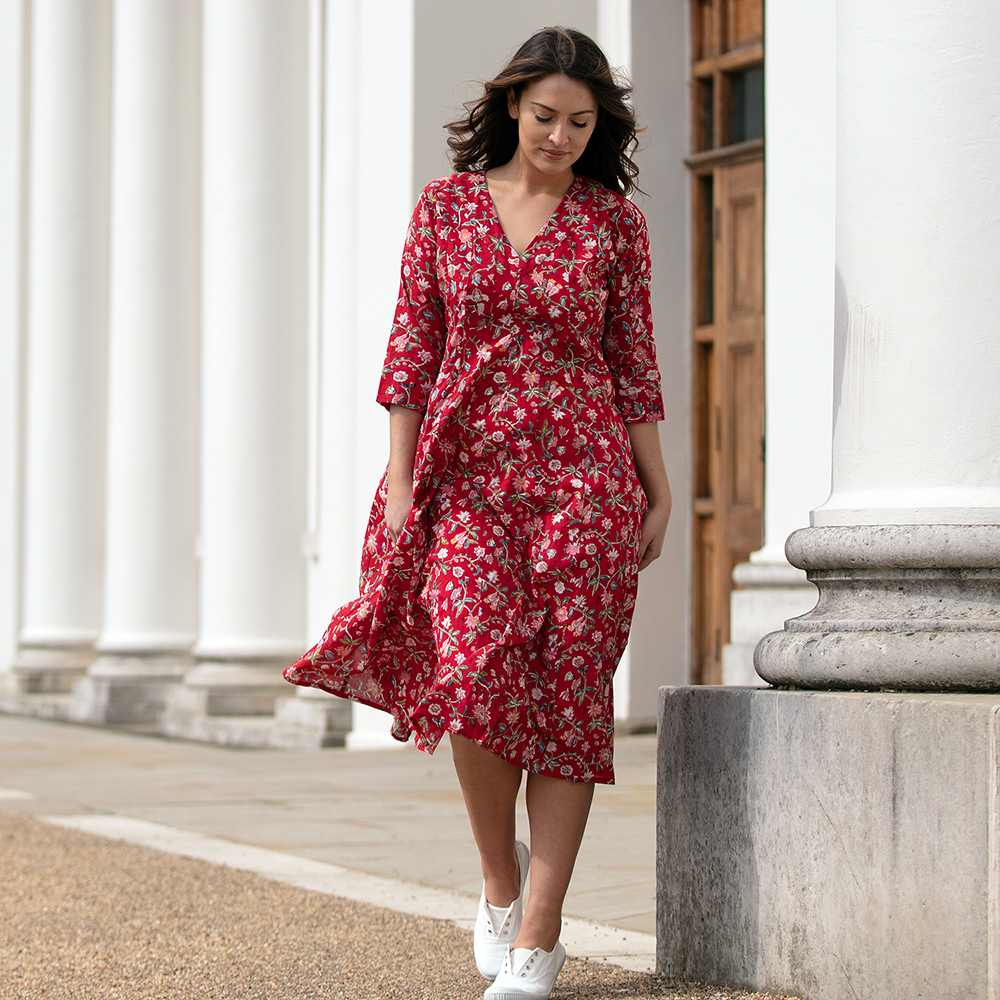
[
  {"x1": 162, "y1": 0, "x2": 310, "y2": 744},
  {"x1": 816, "y1": 0, "x2": 1000, "y2": 526},
  {"x1": 73, "y1": 0, "x2": 202, "y2": 725},
  {"x1": 9, "y1": 0, "x2": 112, "y2": 705},
  {"x1": 0, "y1": 0, "x2": 26, "y2": 674},
  {"x1": 755, "y1": 0, "x2": 1000, "y2": 691}
]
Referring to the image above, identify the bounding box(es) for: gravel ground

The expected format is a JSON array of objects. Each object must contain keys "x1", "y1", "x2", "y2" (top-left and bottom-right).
[{"x1": 0, "y1": 811, "x2": 800, "y2": 1000}]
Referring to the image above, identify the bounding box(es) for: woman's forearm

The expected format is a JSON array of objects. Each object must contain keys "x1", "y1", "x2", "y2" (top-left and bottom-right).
[
  {"x1": 626, "y1": 421, "x2": 672, "y2": 512},
  {"x1": 385, "y1": 404, "x2": 424, "y2": 541},
  {"x1": 387, "y1": 404, "x2": 424, "y2": 484}
]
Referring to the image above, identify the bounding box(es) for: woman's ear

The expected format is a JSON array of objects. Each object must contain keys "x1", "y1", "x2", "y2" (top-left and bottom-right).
[{"x1": 507, "y1": 88, "x2": 519, "y2": 119}]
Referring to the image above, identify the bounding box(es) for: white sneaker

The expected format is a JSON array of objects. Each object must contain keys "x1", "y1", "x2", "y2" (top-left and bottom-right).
[
  {"x1": 474, "y1": 839, "x2": 531, "y2": 979},
  {"x1": 484, "y1": 942, "x2": 567, "y2": 1000}
]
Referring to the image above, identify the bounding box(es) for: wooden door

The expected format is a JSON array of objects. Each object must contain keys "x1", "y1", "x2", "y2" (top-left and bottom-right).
[{"x1": 688, "y1": 0, "x2": 765, "y2": 685}]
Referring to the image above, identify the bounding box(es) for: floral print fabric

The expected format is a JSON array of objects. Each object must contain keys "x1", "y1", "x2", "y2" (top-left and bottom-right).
[{"x1": 284, "y1": 172, "x2": 663, "y2": 783}]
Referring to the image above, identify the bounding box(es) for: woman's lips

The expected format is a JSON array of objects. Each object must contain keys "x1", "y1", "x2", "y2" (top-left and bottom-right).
[{"x1": 542, "y1": 148, "x2": 568, "y2": 160}]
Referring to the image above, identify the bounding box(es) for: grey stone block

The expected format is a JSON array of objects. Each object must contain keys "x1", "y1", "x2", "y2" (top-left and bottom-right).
[
  {"x1": 0, "y1": 681, "x2": 74, "y2": 720},
  {"x1": 270, "y1": 692, "x2": 351, "y2": 748},
  {"x1": 158, "y1": 660, "x2": 291, "y2": 747},
  {"x1": 656, "y1": 685, "x2": 1000, "y2": 1000},
  {"x1": 3, "y1": 645, "x2": 92, "y2": 696},
  {"x1": 69, "y1": 655, "x2": 190, "y2": 725}
]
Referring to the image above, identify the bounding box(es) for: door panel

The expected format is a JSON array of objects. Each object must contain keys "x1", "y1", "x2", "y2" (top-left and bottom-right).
[{"x1": 691, "y1": 156, "x2": 764, "y2": 685}]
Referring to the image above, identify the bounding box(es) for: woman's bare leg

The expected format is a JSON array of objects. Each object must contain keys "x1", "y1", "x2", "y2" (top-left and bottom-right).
[
  {"x1": 450, "y1": 733, "x2": 524, "y2": 906},
  {"x1": 451, "y1": 734, "x2": 595, "y2": 951},
  {"x1": 515, "y1": 772, "x2": 594, "y2": 952}
]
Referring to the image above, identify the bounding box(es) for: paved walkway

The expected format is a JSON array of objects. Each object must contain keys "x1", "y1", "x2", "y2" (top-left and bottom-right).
[
  {"x1": 0, "y1": 715, "x2": 656, "y2": 932},
  {"x1": 0, "y1": 713, "x2": 799, "y2": 999}
]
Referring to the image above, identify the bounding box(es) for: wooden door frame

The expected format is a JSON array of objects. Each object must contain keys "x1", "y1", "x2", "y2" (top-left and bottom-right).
[{"x1": 687, "y1": 0, "x2": 765, "y2": 685}]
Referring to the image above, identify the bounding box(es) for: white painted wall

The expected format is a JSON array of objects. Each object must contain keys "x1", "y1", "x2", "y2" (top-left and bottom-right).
[{"x1": 627, "y1": 0, "x2": 692, "y2": 712}]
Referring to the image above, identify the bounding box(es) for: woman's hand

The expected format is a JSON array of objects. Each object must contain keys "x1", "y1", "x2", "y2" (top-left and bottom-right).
[
  {"x1": 384, "y1": 404, "x2": 424, "y2": 543},
  {"x1": 637, "y1": 499, "x2": 671, "y2": 571},
  {"x1": 385, "y1": 475, "x2": 414, "y2": 543},
  {"x1": 626, "y1": 421, "x2": 672, "y2": 571}
]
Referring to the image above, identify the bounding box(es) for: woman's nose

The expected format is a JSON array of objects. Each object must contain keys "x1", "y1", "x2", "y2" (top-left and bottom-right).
[{"x1": 549, "y1": 122, "x2": 568, "y2": 146}]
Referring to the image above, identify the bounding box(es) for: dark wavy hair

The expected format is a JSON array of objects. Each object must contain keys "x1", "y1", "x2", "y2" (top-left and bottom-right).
[{"x1": 446, "y1": 26, "x2": 643, "y2": 196}]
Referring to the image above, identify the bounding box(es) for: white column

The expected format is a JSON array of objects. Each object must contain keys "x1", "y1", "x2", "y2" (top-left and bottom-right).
[
  {"x1": 10, "y1": 0, "x2": 112, "y2": 704},
  {"x1": 272, "y1": 0, "x2": 354, "y2": 748},
  {"x1": 162, "y1": 0, "x2": 310, "y2": 744},
  {"x1": 722, "y1": 0, "x2": 835, "y2": 685},
  {"x1": 815, "y1": 3, "x2": 1000, "y2": 528},
  {"x1": 756, "y1": 0, "x2": 1000, "y2": 690},
  {"x1": 0, "y1": 0, "x2": 26, "y2": 681},
  {"x1": 71, "y1": 0, "x2": 202, "y2": 725}
]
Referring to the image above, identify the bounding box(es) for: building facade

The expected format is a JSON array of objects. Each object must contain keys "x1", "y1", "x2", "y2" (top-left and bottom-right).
[{"x1": 0, "y1": 0, "x2": 821, "y2": 746}]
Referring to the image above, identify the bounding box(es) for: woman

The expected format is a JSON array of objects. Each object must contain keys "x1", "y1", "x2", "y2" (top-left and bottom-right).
[{"x1": 285, "y1": 26, "x2": 670, "y2": 1000}]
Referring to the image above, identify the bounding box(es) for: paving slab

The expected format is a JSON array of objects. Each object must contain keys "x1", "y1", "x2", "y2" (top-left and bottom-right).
[{"x1": 0, "y1": 713, "x2": 656, "y2": 933}]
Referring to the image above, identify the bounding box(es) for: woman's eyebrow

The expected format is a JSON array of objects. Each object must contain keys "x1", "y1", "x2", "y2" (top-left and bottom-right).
[{"x1": 531, "y1": 102, "x2": 595, "y2": 116}]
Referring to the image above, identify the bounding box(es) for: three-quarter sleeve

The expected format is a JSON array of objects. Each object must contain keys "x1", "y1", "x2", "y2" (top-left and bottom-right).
[
  {"x1": 602, "y1": 202, "x2": 665, "y2": 422},
  {"x1": 376, "y1": 184, "x2": 447, "y2": 412}
]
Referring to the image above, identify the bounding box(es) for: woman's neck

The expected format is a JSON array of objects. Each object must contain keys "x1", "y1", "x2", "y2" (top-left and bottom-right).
[{"x1": 487, "y1": 148, "x2": 575, "y2": 200}]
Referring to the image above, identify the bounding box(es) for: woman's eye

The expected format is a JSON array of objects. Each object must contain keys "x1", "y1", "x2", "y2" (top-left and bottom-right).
[
  {"x1": 535, "y1": 115, "x2": 553, "y2": 124},
  {"x1": 571, "y1": 120, "x2": 589, "y2": 129}
]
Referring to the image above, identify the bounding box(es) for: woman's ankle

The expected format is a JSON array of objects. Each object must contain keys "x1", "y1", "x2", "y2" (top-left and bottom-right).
[
  {"x1": 512, "y1": 911, "x2": 562, "y2": 952},
  {"x1": 482, "y1": 845, "x2": 521, "y2": 907}
]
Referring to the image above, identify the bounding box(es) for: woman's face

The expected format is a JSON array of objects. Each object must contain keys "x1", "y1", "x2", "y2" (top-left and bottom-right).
[{"x1": 508, "y1": 73, "x2": 597, "y2": 177}]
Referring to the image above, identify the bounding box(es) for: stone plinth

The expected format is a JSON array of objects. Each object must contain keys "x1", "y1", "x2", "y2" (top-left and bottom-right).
[
  {"x1": 755, "y1": 524, "x2": 1000, "y2": 690},
  {"x1": 270, "y1": 688, "x2": 351, "y2": 749},
  {"x1": 70, "y1": 654, "x2": 190, "y2": 726},
  {"x1": 656, "y1": 685, "x2": 1000, "y2": 1000},
  {"x1": 0, "y1": 642, "x2": 94, "y2": 719},
  {"x1": 159, "y1": 660, "x2": 290, "y2": 747}
]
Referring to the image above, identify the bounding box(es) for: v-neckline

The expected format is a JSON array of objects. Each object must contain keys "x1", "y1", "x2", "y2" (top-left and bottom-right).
[{"x1": 480, "y1": 172, "x2": 579, "y2": 259}]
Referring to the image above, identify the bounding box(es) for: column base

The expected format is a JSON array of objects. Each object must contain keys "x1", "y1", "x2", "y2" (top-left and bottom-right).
[
  {"x1": 755, "y1": 524, "x2": 1000, "y2": 690},
  {"x1": 270, "y1": 689, "x2": 351, "y2": 749},
  {"x1": 158, "y1": 659, "x2": 292, "y2": 747},
  {"x1": 0, "y1": 643, "x2": 95, "y2": 719},
  {"x1": 721, "y1": 558, "x2": 817, "y2": 686},
  {"x1": 69, "y1": 654, "x2": 191, "y2": 726},
  {"x1": 657, "y1": 685, "x2": 1000, "y2": 1000}
]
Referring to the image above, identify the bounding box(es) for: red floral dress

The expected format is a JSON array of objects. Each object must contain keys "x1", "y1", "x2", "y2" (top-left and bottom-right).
[{"x1": 284, "y1": 172, "x2": 663, "y2": 783}]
